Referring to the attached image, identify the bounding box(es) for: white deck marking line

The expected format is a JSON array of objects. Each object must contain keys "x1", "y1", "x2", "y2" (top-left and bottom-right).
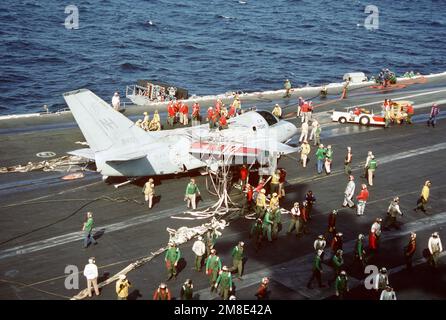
[
  {"x1": 0, "y1": 201, "x2": 213, "y2": 260},
  {"x1": 350, "y1": 88, "x2": 446, "y2": 108},
  {"x1": 195, "y1": 212, "x2": 446, "y2": 300}
]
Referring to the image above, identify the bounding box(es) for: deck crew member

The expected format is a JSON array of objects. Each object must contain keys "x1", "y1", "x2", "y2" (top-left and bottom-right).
[
  {"x1": 297, "y1": 97, "x2": 304, "y2": 119},
  {"x1": 305, "y1": 190, "x2": 316, "y2": 219},
  {"x1": 307, "y1": 249, "x2": 325, "y2": 288},
  {"x1": 324, "y1": 145, "x2": 333, "y2": 174},
  {"x1": 380, "y1": 286, "x2": 397, "y2": 300},
  {"x1": 301, "y1": 101, "x2": 310, "y2": 123},
  {"x1": 185, "y1": 178, "x2": 201, "y2": 210},
  {"x1": 148, "y1": 118, "x2": 161, "y2": 131},
  {"x1": 206, "y1": 249, "x2": 222, "y2": 291},
  {"x1": 180, "y1": 279, "x2": 194, "y2": 300},
  {"x1": 192, "y1": 236, "x2": 206, "y2": 272},
  {"x1": 344, "y1": 147, "x2": 352, "y2": 175},
  {"x1": 192, "y1": 102, "x2": 200, "y2": 126},
  {"x1": 250, "y1": 218, "x2": 263, "y2": 252},
  {"x1": 427, "y1": 103, "x2": 440, "y2": 127},
  {"x1": 299, "y1": 121, "x2": 309, "y2": 143},
  {"x1": 374, "y1": 268, "x2": 389, "y2": 296},
  {"x1": 255, "y1": 188, "x2": 267, "y2": 218},
  {"x1": 327, "y1": 210, "x2": 337, "y2": 237},
  {"x1": 300, "y1": 141, "x2": 311, "y2": 168},
  {"x1": 353, "y1": 234, "x2": 366, "y2": 270},
  {"x1": 82, "y1": 211, "x2": 97, "y2": 248},
  {"x1": 331, "y1": 232, "x2": 343, "y2": 255},
  {"x1": 320, "y1": 85, "x2": 328, "y2": 98},
  {"x1": 271, "y1": 201, "x2": 282, "y2": 240},
  {"x1": 239, "y1": 165, "x2": 249, "y2": 187},
  {"x1": 384, "y1": 197, "x2": 403, "y2": 230},
  {"x1": 272, "y1": 104, "x2": 282, "y2": 118},
  {"x1": 314, "y1": 235, "x2": 326, "y2": 251},
  {"x1": 234, "y1": 95, "x2": 242, "y2": 114},
  {"x1": 309, "y1": 119, "x2": 319, "y2": 141},
  {"x1": 83, "y1": 257, "x2": 100, "y2": 297},
  {"x1": 343, "y1": 175, "x2": 356, "y2": 208},
  {"x1": 207, "y1": 106, "x2": 215, "y2": 129},
  {"x1": 167, "y1": 102, "x2": 176, "y2": 127},
  {"x1": 135, "y1": 119, "x2": 143, "y2": 128},
  {"x1": 428, "y1": 232, "x2": 443, "y2": 269},
  {"x1": 241, "y1": 183, "x2": 254, "y2": 215},
  {"x1": 165, "y1": 242, "x2": 181, "y2": 280},
  {"x1": 255, "y1": 277, "x2": 269, "y2": 300},
  {"x1": 149, "y1": 110, "x2": 161, "y2": 130},
  {"x1": 367, "y1": 155, "x2": 377, "y2": 186},
  {"x1": 112, "y1": 92, "x2": 120, "y2": 111},
  {"x1": 215, "y1": 266, "x2": 233, "y2": 300},
  {"x1": 414, "y1": 180, "x2": 431, "y2": 213},
  {"x1": 283, "y1": 79, "x2": 292, "y2": 98},
  {"x1": 219, "y1": 114, "x2": 228, "y2": 129},
  {"x1": 404, "y1": 232, "x2": 416, "y2": 270},
  {"x1": 300, "y1": 201, "x2": 310, "y2": 235},
  {"x1": 142, "y1": 178, "x2": 155, "y2": 209},
  {"x1": 269, "y1": 192, "x2": 280, "y2": 212},
  {"x1": 230, "y1": 241, "x2": 245, "y2": 279},
  {"x1": 153, "y1": 283, "x2": 171, "y2": 300},
  {"x1": 335, "y1": 270, "x2": 349, "y2": 299},
  {"x1": 142, "y1": 111, "x2": 150, "y2": 131},
  {"x1": 356, "y1": 184, "x2": 369, "y2": 216},
  {"x1": 270, "y1": 170, "x2": 281, "y2": 196},
  {"x1": 215, "y1": 99, "x2": 223, "y2": 115},
  {"x1": 315, "y1": 144, "x2": 326, "y2": 174},
  {"x1": 406, "y1": 103, "x2": 414, "y2": 124},
  {"x1": 220, "y1": 104, "x2": 228, "y2": 118},
  {"x1": 278, "y1": 168, "x2": 287, "y2": 198},
  {"x1": 152, "y1": 109, "x2": 160, "y2": 122},
  {"x1": 363, "y1": 151, "x2": 373, "y2": 178},
  {"x1": 331, "y1": 250, "x2": 344, "y2": 284},
  {"x1": 180, "y1": 102, "x2": 189, "y2": 125},
  {"x1": 116, "y1": 274, "x2": 131, "y2": 300},
  {"x1": 314, "y1": 122, "x2": 321, "y2": 146},
  {"x1": 205, "y1": 229, "x2": 218, "y2": 257},
  {"x1": 262, "y1": 208, "x2": 274, "y2": 242},
  {"x1": 287, "y1": 202, "x2": 301, "y2": 236},
  {"x1": 369, "y1": 218, "x2": 382, "y2": 256}
]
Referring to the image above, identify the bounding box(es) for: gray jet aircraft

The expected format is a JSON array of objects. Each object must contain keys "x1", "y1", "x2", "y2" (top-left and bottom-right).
[{"x1": 63, "y1": 89, "x2": 298, "y2": 178}]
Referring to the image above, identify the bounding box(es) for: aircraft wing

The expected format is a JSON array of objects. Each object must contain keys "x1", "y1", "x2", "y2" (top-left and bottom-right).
[
  {"x1": 247, "y1": 140, "x2": 298, "y2": 154},
  {"x1": 189, "y1": 141, "x2": 260, "y2": 157},
  {"x1": 189, "y1": 139, "x2": 298, "y2": 156}
]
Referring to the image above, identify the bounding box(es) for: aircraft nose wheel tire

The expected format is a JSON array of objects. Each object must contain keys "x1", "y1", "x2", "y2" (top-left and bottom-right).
[{"x1": 359, "y1": 116, "x2": 370, "y2": 126}]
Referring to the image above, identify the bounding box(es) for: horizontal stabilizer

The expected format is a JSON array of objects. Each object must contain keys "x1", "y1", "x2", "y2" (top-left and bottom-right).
[
  {"x1": 103, "y1": 150, "x2": 148, "y2": 162},
  {"x1": 67, "y1": 148, "x2": 95, "y2": 160}
]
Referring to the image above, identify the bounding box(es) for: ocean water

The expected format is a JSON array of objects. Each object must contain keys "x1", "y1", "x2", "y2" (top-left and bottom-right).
[{"x1": 0, "y1": 0, "x2": 445, "y2": 115}]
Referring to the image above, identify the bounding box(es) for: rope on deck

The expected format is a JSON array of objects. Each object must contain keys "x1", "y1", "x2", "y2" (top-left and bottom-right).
[{"x1": 0, "y1": 155, "x2": 89, "y2": 174}]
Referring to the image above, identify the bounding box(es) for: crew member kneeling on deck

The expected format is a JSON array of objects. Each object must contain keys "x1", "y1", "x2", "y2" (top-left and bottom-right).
[{"x1": 219, "y1": 114, "x2": 228, "y2": 130}]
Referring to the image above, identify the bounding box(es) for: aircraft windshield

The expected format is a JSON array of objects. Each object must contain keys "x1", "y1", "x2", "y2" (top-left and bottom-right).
[{"x1": 256, "y1": 111, "x2": 278, "y2": 126}]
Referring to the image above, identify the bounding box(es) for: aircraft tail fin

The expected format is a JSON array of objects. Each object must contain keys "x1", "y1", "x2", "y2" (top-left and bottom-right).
[{"x1": 63, "y1": 89, "x2": 150, "y2": 153}]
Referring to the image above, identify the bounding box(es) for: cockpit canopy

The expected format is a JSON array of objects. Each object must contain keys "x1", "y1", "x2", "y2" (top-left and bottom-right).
[{"x1": 256, "y1": 110, "x2": 279, "y2": 126}]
